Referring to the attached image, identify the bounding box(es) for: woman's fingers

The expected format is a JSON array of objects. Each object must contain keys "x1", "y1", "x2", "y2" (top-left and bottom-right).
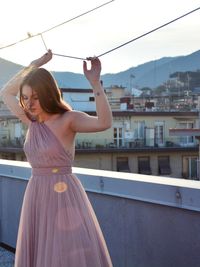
[
  {"x1": 83, "y1": 56, "x2": 101, "y2": 85},
  {"x1": 85, "y1": 57, "x2": 101, "y2": 70},
  {"x1": 43, "y1": 50, "x2": 53, "y2": 63},
  {"x1": 30, "y1": 49, "x2": 53, "y2": 67}
]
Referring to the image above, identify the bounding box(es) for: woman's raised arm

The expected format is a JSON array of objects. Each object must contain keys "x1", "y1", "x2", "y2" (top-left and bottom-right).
[
  {"x1": 0, "y1": 50, "x2": 52, "y2": 124},
  {"x1": 69, "y1": 57, "x2": 113, "y2": 133}
]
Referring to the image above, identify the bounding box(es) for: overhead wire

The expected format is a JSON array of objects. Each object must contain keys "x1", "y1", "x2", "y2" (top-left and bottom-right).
[
  {"x1": 0, "y1": 0, "x2": 114, "y2": 51},
  {"x1": 40, "y1": 34, "x2": 87, "y2": 60},
  {"x1": 97, "y1": 6, "x2": 200, "y2": 58},
  {"x1": 40, "y1": 34, "x2": 48, "y2": 51},
  {"x1": 53, "y1": 53, "x2": 86, "y2": 60},
  {"x1": 41, "y1": 0, "x2": 115, "y2": 35},
  {"x1": 42, "y1": 5, "x2": 200, "y2": 61},
  {"x1": 0, "y1": 33, "x2": 41, "y2": 51},
  {"x1": 41, "y1": 5, "x2": 200, "y2": 60},
  {"x1": 0, "y1": 3, "x2": 199, "y2": 61}
]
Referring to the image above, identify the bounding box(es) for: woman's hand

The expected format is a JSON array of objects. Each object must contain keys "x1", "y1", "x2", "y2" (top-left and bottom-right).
[
  {"x1": 83, "y1": 57, "x2": 101, "y2": 86},
  {"x1": 30, "y1": 49, "x2": 53, "y2": 68},
  {"x1": 68, "y1": 56, "x2": 112, "y2": 133}
]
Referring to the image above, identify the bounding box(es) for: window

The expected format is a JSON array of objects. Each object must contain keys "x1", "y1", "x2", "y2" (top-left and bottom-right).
[
  {"x1": 155, "y1": 121, "x2": 165, "y2": 147},
  {"x1": 158, "y1": 156, "x2": 171, "y2": 175},
  {"x1": 138, "y1": 157, "x2": 151, "y2": 175},
  {"x1": 113, "y1": 127, "x2": 124, "y2": 147},
  {"x1": 89, "y1": 96, "x2": 95, "y2": 101},
  {"x1": 0, "y1": 153, "x2": 16, "y2": 160},
  {"x1": 117, "y1": 157, "x2": 130, "y2": 172},
  {"x1": 182, "y1": 156, "x2": 198, "y2": 180},
  {"x1": 178, "y1": 122, "x2": 194, "y2": 146},
  {"x1": 134, "y1": 121, "x2": 145, "y2": 139}
]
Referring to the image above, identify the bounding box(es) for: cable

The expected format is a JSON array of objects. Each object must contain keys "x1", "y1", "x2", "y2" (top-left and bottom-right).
[
  {"x1": 97, "y1": 6, "x2": 200, "y2": 58},
  {"x1": 40, "y1": 34, "x2": 86, "y2": 60},
  {"x1": 51, "y1": 5, "x2": 200, "y2": 60},
  {"x1": 40, "y1": 34, "x2": 48, "y2": 51},
  {"x1": 41, "y1": 0, "x2": 115, "y2": 34},
  {"x1": 0, "y1": 33, "x2": 40, "y2": 50},
  {"x1": 0, "y1": 4, "x2": 199, "y2": 61},
  {"x1": 0, "y1": 0, "x2": 114, "y2": 51},
  {"x1": 53, "y1": 53, "x2": 86, "y2": 60},
  {"x1": 40, "y1": 33, "x2": 85, "y2": 60}
]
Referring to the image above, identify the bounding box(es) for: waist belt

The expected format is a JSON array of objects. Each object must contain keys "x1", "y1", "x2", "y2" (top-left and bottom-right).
[{"x1": 32, "y1": 166, "x2": 72, "y2": 176}]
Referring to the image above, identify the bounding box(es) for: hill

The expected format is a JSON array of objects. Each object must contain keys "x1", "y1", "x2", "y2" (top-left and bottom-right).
[
  {"x1": 0, "y1": 58, "x2": 23, "y2": 87},
  {"x1": 0, "y1": 50, "x2": 200, "y2": 89},
  {"x1": 102, "y1": 50, "x2": 200, "y2": 89}
]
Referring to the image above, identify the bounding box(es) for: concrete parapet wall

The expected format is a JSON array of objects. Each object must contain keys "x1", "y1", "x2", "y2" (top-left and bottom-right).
[{"x1": 0, "y1": 159, "x2": 200, "y2": 267}]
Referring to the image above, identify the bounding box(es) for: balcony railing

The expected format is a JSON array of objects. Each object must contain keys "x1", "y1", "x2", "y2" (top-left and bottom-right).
[
  {"x1": 75, "y1": 136, "x2": 198, "y2": 150},
  {"x1": 0, "y1": 108, "x2": 13, "y2": 117},
  {"x1": 1, "y1": 159, "x2": 200, "y2": 267},
  {"x1": 0, "y1": 136, "x2": 198, "y2": 151}
]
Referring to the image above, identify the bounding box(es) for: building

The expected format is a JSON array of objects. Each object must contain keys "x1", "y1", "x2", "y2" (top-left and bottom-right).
[{"x1": 0, "y1": 87, "x2": 199, "y2": 179}]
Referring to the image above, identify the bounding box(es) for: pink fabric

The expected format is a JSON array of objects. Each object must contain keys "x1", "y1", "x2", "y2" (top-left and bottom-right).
[{"x1": 14, "y1": 121, "x2": 113, "y2": 267}]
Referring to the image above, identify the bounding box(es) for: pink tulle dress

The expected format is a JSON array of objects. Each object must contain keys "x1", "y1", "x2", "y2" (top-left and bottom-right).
[{"x1": 14, "y1": 121, "x2": 113, "y2": 267}]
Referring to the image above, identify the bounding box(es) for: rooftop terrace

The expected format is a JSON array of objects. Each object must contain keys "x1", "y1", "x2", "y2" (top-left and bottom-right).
[{"x1": 1, "y1": 159, "x2": 200, "y2": 267}]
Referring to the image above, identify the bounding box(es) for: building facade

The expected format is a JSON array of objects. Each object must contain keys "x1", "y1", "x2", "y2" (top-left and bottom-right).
[{"x1": 0, "y1": 86, "x2": 199, "y2": 179}]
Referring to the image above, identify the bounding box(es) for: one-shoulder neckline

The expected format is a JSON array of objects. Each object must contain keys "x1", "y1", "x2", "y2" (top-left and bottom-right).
[{"x1": 31, "y1": 121, "x2": 74, "y2": 162}]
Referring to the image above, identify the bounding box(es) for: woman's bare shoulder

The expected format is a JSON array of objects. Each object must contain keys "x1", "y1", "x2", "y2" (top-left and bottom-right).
[
  {"x1": 62, "y1": 110, "x2": 85, "y2": 120},
  {"x1": 60, "y1": 110, "x2": 86, "y2": 132},
  {"x1": 59, "y1": 110, "x2": 78, "y2": 126}
]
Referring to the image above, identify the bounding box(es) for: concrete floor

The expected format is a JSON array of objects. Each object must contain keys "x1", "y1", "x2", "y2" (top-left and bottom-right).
[{"x1": 0, "y1": 247, "x2": 15, "y2": 267}]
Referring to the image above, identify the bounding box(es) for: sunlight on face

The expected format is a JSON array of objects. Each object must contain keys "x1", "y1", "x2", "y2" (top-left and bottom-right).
[
  {"x1": 21, "y1": 85, "x2": 43, "y2": 115},
  {"x1": 54, "y1": 182, "x2": 68, "y2": 193}
]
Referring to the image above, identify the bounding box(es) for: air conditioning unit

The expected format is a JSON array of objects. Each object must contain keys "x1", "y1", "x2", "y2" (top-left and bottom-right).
[{"x1": 120, "y1": 103, "x2": 127, "y2": 110}]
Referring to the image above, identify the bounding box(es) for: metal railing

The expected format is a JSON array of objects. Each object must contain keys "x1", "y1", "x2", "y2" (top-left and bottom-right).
[
  {"x1": 75, "y1": 137, "x2": 198, "y2": 149},
  {"x1": 0, "y1": 137, "x2": 198, "y2": 150}
]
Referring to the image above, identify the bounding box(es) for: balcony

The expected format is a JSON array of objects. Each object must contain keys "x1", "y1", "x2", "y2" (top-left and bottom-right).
[
  {"x1": 1, "y1": 136, "x2": 198, "y2": 156},
  {"x1": 1, "y1": 159, "x2": 200, "y2": 266},
  {"x1": 75, "y1": 136, "x2": 198, "y2": 153},
  {"x1": 0, "y1": 108, "x2": 13, "y2": 118}
]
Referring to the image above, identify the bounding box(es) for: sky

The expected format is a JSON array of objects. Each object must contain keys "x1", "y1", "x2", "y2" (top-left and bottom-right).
[{"x1": 0, "y1": 0, "x2": 200, "y2": 74}]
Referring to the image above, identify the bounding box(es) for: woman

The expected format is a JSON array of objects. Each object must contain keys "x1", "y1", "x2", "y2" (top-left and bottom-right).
[{"x1": 0, "y1": 50, "x2": 113, "y2": 267}]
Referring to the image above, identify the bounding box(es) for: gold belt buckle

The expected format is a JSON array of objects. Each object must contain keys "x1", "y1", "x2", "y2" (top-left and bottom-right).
[{"x1": 52, "y1": 168, "x2": 59, "y2": 173}]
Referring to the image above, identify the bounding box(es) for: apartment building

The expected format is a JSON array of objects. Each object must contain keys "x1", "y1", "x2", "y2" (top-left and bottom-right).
[{"x1": 0, "y1": 86, "x2": 199, "y2": 179}]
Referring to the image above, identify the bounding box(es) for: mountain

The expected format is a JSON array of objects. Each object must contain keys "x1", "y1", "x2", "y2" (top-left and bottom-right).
[
  {"x1": 101, "y1": 50, "x2": 200, "y2": 89},
  {"x1": 0, "y1": 50, "x2": 200, "y2": 89},
  {"x1": 0, "y1": 58, "x2": 23, "y2": 88},
  {"x1": 52, "y1": 71, "x2": 90, "y2": 88}
]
